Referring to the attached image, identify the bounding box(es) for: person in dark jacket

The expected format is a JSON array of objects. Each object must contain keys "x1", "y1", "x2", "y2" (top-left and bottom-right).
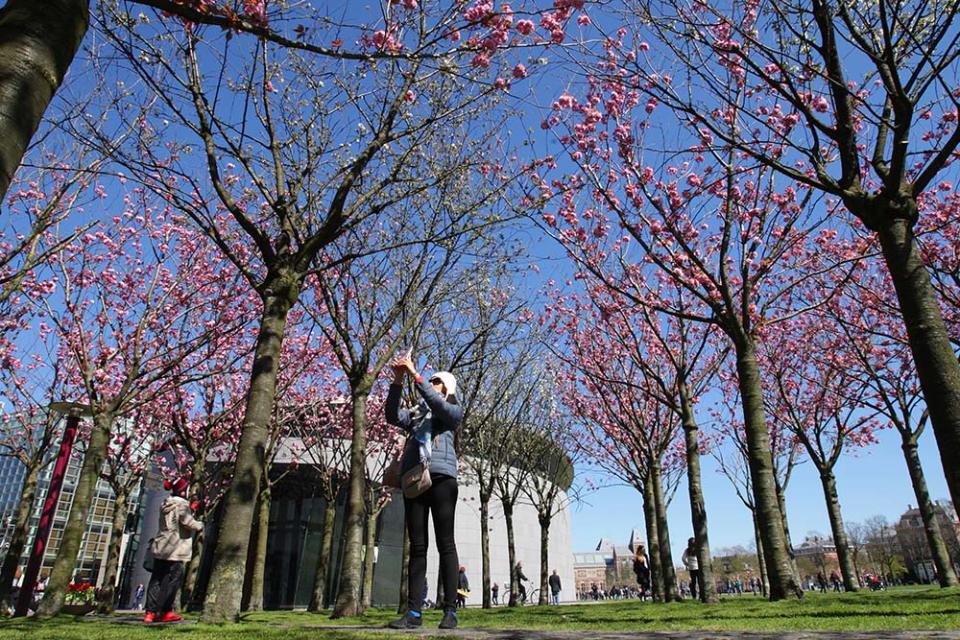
[
  {"x1": 513, "y1": 561, "x2": 528, "y2": 604},
  {"x1": 144, "y1": 478, "x2": 202, "y2": 624},
  {"x1": 457, "y1": 566, "x2": 470, "y2": 608},
  {"x1": 386, "y1": 352, "x2": 463, "y2": 630},
  {"x1": 633, "y1": 544, "x2": 651, "y2": 600},
  {"x1": 548, "y1": 569, "x2": 562, "y2": 604}
]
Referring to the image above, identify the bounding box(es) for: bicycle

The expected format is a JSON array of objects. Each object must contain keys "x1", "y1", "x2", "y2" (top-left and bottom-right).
[{"x1": 525, "y1": 588, "x2": 540, "y2": 605}]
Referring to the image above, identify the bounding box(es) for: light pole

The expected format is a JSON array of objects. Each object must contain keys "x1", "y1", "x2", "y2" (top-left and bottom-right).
[{"x1": 15, "y1": 401, "x2": 92, "y2": 616}]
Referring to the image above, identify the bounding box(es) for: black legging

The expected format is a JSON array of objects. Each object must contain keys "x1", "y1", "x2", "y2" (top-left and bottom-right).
[
  {"x1": 405, "y1": 473, "x2": 459, "y2": 612},
  {"x1": 146, "y1": 559, "x2": 184, "y2": 614}
]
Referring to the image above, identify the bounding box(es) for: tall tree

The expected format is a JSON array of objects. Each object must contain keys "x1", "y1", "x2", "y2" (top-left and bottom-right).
[{"x1": 621, "y1": 0, "x2": 960, "y2": 513}]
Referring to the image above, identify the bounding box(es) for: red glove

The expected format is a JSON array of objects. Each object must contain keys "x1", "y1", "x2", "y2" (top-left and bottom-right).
[{"x1": 190, "y1": 500, "x2": 200, "y2": 512}]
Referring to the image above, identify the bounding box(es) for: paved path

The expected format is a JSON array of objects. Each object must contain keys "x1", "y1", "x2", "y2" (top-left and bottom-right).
[{"x1": 99, "y1": 615, "x2": 960, "y2": 639}]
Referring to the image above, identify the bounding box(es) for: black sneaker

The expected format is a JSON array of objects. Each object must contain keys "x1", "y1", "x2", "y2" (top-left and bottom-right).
[
  {"x1": 388, "y1": 612, "x2": 422, "y2": 629},
  {"x1": 439, "y1": 609, "x2": 458, "y2": 629}
]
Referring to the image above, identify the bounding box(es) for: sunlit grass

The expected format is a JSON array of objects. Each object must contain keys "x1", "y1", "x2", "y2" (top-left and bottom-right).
[{"x1": 3, "y1": 585, "x2": 958, "y2": 638}]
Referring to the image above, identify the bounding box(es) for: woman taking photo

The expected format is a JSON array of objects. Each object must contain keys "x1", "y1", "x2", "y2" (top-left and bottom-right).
[{"x1": 385, "y1": 352, "x2": 462, "y2": 630}]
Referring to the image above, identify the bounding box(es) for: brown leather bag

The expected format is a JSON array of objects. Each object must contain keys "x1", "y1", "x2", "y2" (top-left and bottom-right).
[
  {"x1": 401, "y1": 461, "x2": 432, "y2": 498},
  {"x1": 383, "y1": 454, "x2": 402, "y2": 489}
]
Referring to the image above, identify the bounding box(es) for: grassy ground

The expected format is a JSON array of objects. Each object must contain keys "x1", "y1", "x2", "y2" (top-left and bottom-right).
[{"x1": 2, "y1": 586, "x2": 958, "y2": 639}]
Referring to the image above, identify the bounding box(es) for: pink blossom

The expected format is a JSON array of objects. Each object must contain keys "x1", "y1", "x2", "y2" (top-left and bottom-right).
[
  {"x1": 512, "y1": 64, "x2": 527, "y2": 79},
  {"x1": 516, "y1": 19, "x2": 535, "y2": 35}
]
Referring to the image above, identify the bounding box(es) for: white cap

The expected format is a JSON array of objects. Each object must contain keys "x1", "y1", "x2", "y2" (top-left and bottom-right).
[{"x1": 429, "y1": 371, "x2": 457, "y2": 398}]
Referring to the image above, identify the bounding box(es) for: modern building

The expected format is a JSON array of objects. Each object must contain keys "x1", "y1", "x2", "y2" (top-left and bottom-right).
[
  {"x1": 0, "y1": 436, "x2": 143, "y2": 593},
  {"x1": 895, "y1": 501, "x2": 960, "y2": 583}
]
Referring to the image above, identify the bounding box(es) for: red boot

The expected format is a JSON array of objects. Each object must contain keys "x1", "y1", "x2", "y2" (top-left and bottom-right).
[
  {"x1": 143, "y1": 612, "x2": 156, "y2": 623},
  {"x1": 157, "y1": 611, "x2": 183, "y2": 623}
]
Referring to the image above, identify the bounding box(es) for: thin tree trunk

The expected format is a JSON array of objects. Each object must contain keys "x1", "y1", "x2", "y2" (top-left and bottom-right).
[
  {"x1": 181, "y1": 475, "x2": 208, "y2": 609},
  {"x1": 480, "y1": 491, "x2": 491, "y2": 608},
  {"x1": 247, "y1": 483, "x2": 271, "y2": 611},
  {"x1": 774, "y1": 477, "x2": 801, "y2": 584},
  {"x1": 361, "y1": 509, "x2": 377, "y2": 608},
  {"x1": 200, "y1": 291, "x2": 295, "y2": 623},
  {"x1": 642, "y1": 479, "x2": 663, "y2": 603},
  {"x1": 96, "y1": 489, "x2": 129, "y2": 614},
  {"x1": 332, "y1": 388, "x2": 371, "y2": 617},
  {"x1": 0, "y1": 459, "x2": 41, "y2": 612},
  {"x1": 504, "y1": 500, "x2": 517, "y2": 606},
  {"x1": 650, "y1": 464, "x2": 679, "y2": 602},
  {"x1": 817, "y1": 470, "x2": 858, "y2": 591},
  {"x1": 734, "y1": 340, "x2": 802, "y2": 599},
  {"x1": 752, "y1": 509, "x2": 769, "y2": 597},
  {"x1": 875, "y1": 215, "x2": 960, "y2": 513},
  {"x1": 679, "y1": 386, "x2": 717, "y2": 603},
  {"x1": 397, "y1": 519, "x2": 409, "y2": 614},
  {"x1": 901, "y1": 438, "x2": 959, "y2": 586},
  {"x1": 36, "y1": 411, "x2": 113, "y2": 618},
  {"x1": 538, "y1": 514, "x2": 550, "y2": 605},
  {"x1": 0, "y1": 0, "x2": 88, "y2": 199},
  {"x1": 308, "y1": 496, "x2": 337, "y2": 611}
]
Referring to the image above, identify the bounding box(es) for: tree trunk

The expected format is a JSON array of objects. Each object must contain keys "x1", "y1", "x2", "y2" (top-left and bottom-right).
[
  {"x1": 901, "y1": 438, "x2": 958, "y2": 587},
  {"x1": 504, "y1": 500, "x2": 518, "y2": 606},
  {"x1": 875, "y1": 214, "x2": 960, "y2": 512},
  {"x1": 36, "y1": 411, "x2": 113, "y2": 618},
  {"x1": 96, "y1": 488, "x2": 128, "y2": 614},
  {"x1": 641, "y1": 479, "x2": 663, "y2": 603},
  {"x1": 397, "y1": 519, "x2": 409, "y2": 614},
  {"x1": 0, "y1": 459, "x2": 41, "y2": 612},
  {"x1": 181, "y1": 475, "x2": 208, "y2": 609},
  {"x1": 734, "y1": 340, "x2": 802, "y2": 599},
  {"x1": 308, "y1": 496, "x2": 337, "y2": 611},
  {"x1": 331, "y1": 389, "x2": 371, "y2": 617},
  {"x1": 774, "y1": 477, "x2": 801, "y2": 584},
  {"x1": 752, "y1": 509, "x2": 769, "y2": 597},
  {"x1": 480, "y1": 491, "x2": 491, "y2": 608},
  {"x1": 361, "y1": 509, "x2": 377, "y2": 609},
  {"x1": 650, "y1": 464, "x2": 679, "y2": 602},
  {"x1": 538, "y1": 513, "x2": 550, "y2": 605},
  {"x1": 817, "y1": 470, "x2": 858, "y2": 591},
  {"x1": 0, "y1": 0, "x2": 88, "y2": 199},
  {"x1": 200, "y1": 290, "x2": 295, "y2": 623},
  {"x1": 679, "y1": 385, "x2": 717, "y2": 603},
  {"x1": 246, "y1": 483, "x2": 271, "y2": 611}
]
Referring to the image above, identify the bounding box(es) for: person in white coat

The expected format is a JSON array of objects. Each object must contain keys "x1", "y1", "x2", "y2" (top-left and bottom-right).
[{"x1": 143, "y1": 478, "x2": 203, "y2": 624}]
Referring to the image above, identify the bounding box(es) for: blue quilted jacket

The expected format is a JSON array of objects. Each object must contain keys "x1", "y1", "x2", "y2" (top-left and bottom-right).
[{"x1": 385, "y1": 377, "x2": 462, "y2": 480}]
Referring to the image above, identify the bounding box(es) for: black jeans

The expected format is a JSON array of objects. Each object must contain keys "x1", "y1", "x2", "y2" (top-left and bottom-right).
[
  {"x1": 405, "y1": 474, "x2": 459, "y2": 612},
  {"x1": 146, "y1": 559, "x2": 184, "y2": 614},
  {"x1": 689, "y1": 569, "x2": 701, "y2": 600}
]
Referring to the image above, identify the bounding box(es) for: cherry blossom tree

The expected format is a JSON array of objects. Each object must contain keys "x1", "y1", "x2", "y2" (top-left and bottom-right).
[
  {"x1": 33, "y1": 194, "x2": 238, "y2": 617},
  {"x1": 828, "y1": 257, "x2": 959, "y2": 588},
  {"x1": 759, "y1": 308, "x2": 881, "y2": 592},
  {"x1": 617, "y1": 0, "x2": 960, "y2": 516}
]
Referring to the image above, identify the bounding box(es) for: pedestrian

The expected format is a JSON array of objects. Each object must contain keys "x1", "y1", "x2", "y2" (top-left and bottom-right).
[
  {"x1": 816, "y1": 570, "x2": 828, "y2": 593},
  {"x1": 682, "y1": 537, "x2": 701, "y2": 601},
  {"x1": 632, "y1": 545, "x2": 651, "y2": 600},
  {"x1": 549, "y1": 569, "x2": 562, "y2": 605},
  {"x1": 491, "y1": 582, "x2": 499, "y2": 606},
  {"x1": 514, "y1": 561, "x2": 528, "y2": 604},
  {"x1": 144, "y1": 477, "x2": 203, "y2": 624},
  {"x1": 457, "y1": 566, "x2": 470, "y2": 609},
  {"x1": 133, "y1": 583, "x2": 145, "y2": 610},
  {"x1": 386, "y1": 352, "x2": 463, "y2": 630},
  {"x1": 830, "y1": 570, "x2": 842, "y2": 592}
]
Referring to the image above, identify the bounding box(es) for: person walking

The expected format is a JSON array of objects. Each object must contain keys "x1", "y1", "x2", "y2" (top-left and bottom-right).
[
  {"x1": 491, "y1": 582, "x2": 499, "y2": 605},
  {"x1": 133, "y1": 583, "x2": 145, "y2": 610},
  {"x1": 817, "y1": 570, "x2": 828, "y2": 593},
  {"x1": 386, "y1": 353, "x2": 463, "y2": 630},
  {"x1": 457, "y1": 566, "x2": 470, "y2": 609},
  {"x1": 143, "y1": 478, "x2": 203, "y2": 624},
  {"x1": 514, "y1": 561, "x2": 528, "y2": 604},
  {"x1": 632, "y1": 545, "x2": 651, "y2": 601},
  {"x1": 830, "y1": 570, "x2": 842, "y2": 592},
  {"x1": 682, "y1": 538, "x2": 701, "y2": 601},
  {"x1": 548, "y1": 569, "x2": 562, "y2": 605}
]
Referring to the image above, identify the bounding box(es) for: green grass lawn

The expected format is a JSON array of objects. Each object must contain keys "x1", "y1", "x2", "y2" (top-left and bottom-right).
[{"x1": 2, "y1": 586, "x2": 958, "y2": 639}]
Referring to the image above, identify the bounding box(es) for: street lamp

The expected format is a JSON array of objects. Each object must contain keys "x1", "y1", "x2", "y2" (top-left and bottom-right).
[{"x1": 15, "y1": 401, "x2": 93, "y2": 617}]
